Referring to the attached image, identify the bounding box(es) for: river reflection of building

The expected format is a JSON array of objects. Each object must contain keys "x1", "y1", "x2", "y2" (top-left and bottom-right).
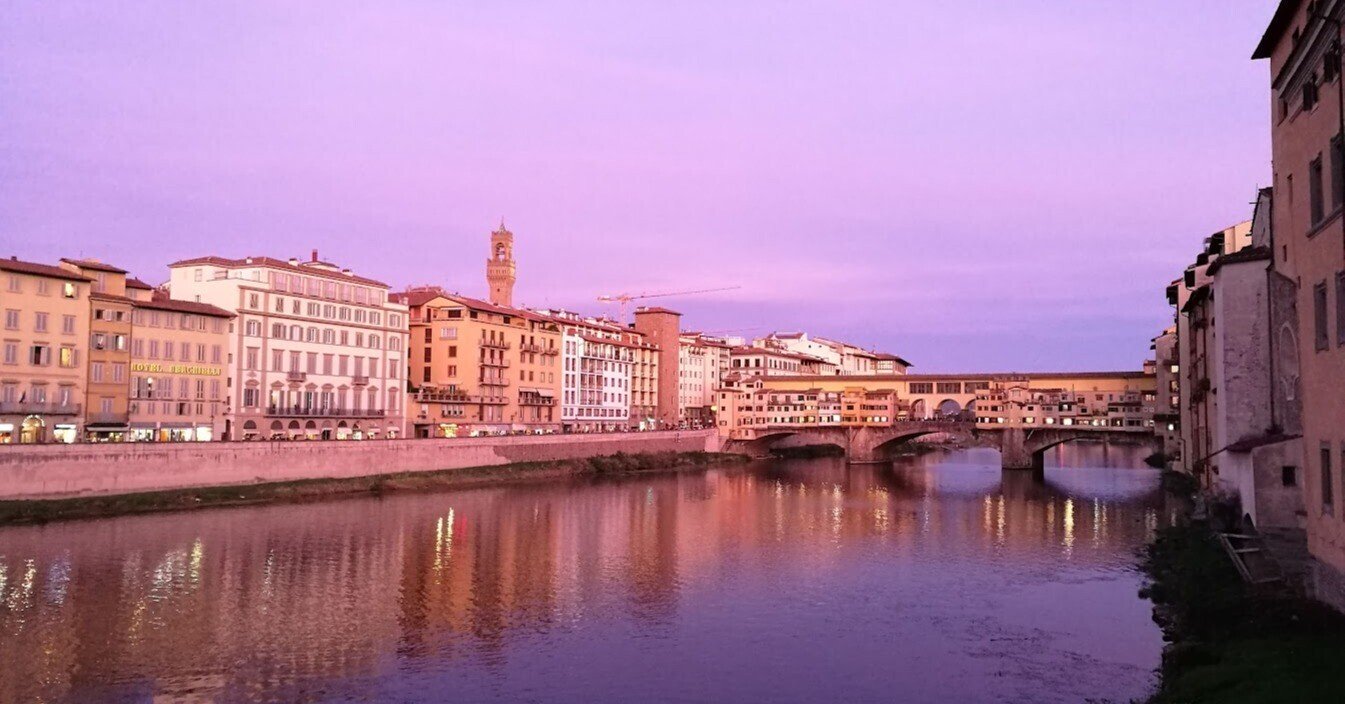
[{"x1": 0, "y1": 451, "x2": 1176, "y2": 702}]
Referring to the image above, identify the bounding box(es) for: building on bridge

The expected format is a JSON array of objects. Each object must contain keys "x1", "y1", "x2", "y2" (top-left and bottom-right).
[{"x1": 713, "y1": 371, "x2": 1154, "y2": 441}]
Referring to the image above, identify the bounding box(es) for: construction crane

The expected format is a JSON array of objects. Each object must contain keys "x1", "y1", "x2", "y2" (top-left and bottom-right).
[{"x1": 597, "y1": 286, "x2": 741, "y2": 321}]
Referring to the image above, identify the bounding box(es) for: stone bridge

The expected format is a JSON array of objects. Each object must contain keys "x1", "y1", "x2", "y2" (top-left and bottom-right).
[{"x1": 728, "y1": 421, "x2": 1159, "y2": 474}]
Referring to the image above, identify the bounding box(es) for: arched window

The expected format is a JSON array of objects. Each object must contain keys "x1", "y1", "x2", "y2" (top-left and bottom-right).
[{"x1": 271, "y1": 322, "x2": 285, "y2": 339}]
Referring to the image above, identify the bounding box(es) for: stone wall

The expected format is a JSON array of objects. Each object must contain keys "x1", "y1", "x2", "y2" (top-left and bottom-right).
[{"x1": 0, "y1": 430, "x2": 721, "y2": 501}]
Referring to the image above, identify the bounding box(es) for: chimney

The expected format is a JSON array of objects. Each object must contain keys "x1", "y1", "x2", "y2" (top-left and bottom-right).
[
  {"x1": 311, "y1": 249, "x2": 318, "y2": 262},
  {"x1": 288, "y1": 257, "x2": 299, "y2": 266},
  {"x1": 342, "y1": 269, "x2": 352, "y2": 276}
]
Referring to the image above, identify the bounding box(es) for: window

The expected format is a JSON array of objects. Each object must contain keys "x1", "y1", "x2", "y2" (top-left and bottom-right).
[
  {"x1": 62, "y1": 282, "x2": 76, "y2": 298},
  {"x1": 1315, "y1": 282, "x2": 1330, "y2": 351},
  {"x1": 1305, "y1": 78, "x2": 1320, "y2": 111},
  {"x1": 34, "y1": 312, "x2": 48, "y2": 333},
  {"x1": 1338, "y1": 272, "x2": 1345, "y2": 347},
  {"x1": 1322, "y1": 443, "x2": 1335, "y2": 514},
  {"x1": 1312, "y1": 155, "x2": 1326, "y2": 225},
  {"x1": 1283, "y1": 466, "x2": 1298, "y2": 487},
  {"x1": 1333, "y1": 135, "x2": 1345, "y2": 209},
  {"x1": 3, "y1": 310, "x2": 16, "y2": 330}
]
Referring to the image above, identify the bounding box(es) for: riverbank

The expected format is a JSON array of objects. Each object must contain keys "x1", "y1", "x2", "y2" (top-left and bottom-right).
[
  {"x1": 0, "y1": 450, "x2": 749, "y2": 526},
  {"x1": 1140, "y1": 474, "x2": 1345, "y2": 702}
]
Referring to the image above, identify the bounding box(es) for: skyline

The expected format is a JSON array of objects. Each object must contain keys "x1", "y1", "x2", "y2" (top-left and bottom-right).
[{"x1": 1, "y1": 1, "x2": 1275, "y2": 371}]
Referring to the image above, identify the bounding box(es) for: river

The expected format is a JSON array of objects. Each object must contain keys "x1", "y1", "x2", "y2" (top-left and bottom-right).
[{"x1": 0, "y1": 444, "x2": 1177, "y2": 703}]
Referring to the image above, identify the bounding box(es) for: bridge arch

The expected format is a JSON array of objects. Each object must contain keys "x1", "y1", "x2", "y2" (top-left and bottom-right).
[
  {"x1": 908, "y1": 399, "x2": 926, "y2": 419},
  {"x1": 936, "y1": 399, "x2": 961, "y2": 417}
]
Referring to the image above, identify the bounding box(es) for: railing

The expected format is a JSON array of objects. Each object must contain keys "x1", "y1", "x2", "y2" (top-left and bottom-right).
[
  {"x1": 264, "y1": 406, "x2": 386, "y2": 418},
  {"x1": 520, "y1": 343, "x2": 545, "y2": 353},
  {"x1": 479, "y1": 377, "x2": 511, "y2": 387},
  {"x1": 481, "y1": 358, "x2": 511, "y2": 368},
  {"x1": 286, "y1": 371, "x2": 307, "y2": 382},
  {"x1": 0, "y1": 401, "x2": 82, "y2": 415},
  {"x1": 519, "y1": 396, "x2": 557, "y2": 406},
  {"x1": 351, "y1": 375, "x2": 369, "y2": 385},
  {"x1": 480, "y1": 339, "x2": 511, "y2": 350}
]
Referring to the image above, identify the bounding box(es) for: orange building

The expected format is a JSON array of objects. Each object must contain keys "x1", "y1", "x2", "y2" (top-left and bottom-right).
[
  {"x1": 398, "y1": 288, "x2": 562, "y2": 437},
  {"x1": 58, "y1": 259, "x2": 134, "y2": 441},
  {"x1": 1255, "y1": 1, "x2": 1345, "y2": 610}
]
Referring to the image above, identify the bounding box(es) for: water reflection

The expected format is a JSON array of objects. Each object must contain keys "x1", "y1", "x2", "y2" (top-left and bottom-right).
[{"x1": 0, "y1": 446, "x2": 1173, "y2": 703}]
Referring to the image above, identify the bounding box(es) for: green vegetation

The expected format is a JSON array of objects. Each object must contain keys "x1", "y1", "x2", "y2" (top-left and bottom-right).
[
  {"x1": 1141, "y1": 515, "x2": 1345, "y2": 702},
  {"x1": 0, "y1": 450, "x2": 749, "y2": 525}
]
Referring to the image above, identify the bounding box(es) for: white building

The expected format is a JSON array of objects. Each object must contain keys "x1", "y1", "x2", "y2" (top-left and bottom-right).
[
  {"x1": 168, "y1": 252, "x2": 409, "y2": 441},
  {"x1": 535, "y1": 309, "x2": 635, "y2": 432},
  {"x1": 678, "y1": 332, "x2": 730, "y2": 423}
]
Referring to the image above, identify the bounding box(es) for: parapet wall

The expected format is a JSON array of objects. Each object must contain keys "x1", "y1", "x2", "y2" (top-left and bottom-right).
[{"x1": 0, "y1": 430, "x2": 721, "y2": 500}]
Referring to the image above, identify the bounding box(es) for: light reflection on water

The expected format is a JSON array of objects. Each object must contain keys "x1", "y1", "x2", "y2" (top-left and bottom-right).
[{"x1": 0, "y1": 444, "x2": 1176, "y2": 703}]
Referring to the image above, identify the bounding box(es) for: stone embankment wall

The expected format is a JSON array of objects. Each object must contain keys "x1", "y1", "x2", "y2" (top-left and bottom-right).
[{"x1": 0, "y1": 430, "x2": 721, "y2": 500}]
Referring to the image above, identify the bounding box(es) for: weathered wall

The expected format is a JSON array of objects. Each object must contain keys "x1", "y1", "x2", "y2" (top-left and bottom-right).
[{"x1": 0, "y1": 430, "x2": 720, "y2": 500}]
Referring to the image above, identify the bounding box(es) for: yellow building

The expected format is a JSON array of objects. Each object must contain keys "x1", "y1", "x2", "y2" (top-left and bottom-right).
[
  {"x1": 0, "y1": 257, "x2": 92, "y2": 443},
  {"x1": 397, "y1": 287, "x2": 562, "y2": 437},
  {"x1": 58, "y1": 258, "x2": 134, "y2": 441},
  {"x1": 126, "y1": 291, "x2": 233, "y2": 442}
]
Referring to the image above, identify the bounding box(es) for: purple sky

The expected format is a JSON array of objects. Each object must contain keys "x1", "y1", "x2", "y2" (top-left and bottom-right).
[{"x1": 1, "y1": 1, "x2": 1274, "y2": 372}]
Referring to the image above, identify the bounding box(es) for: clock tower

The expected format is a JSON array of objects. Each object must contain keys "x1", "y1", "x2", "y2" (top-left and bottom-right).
[{"x1": 486, "y1": 221, "x2": 516, "y2": 307}]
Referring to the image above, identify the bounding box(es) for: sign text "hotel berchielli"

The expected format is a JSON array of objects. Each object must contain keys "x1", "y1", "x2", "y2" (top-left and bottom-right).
[{"x1": 130, "y1": 362, "x2": 222, "y2": 376}]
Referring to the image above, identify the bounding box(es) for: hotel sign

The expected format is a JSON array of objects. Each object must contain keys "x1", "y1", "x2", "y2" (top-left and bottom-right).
[{"x1": 131, "y1": 362, "x2": 222, "y2": 376}]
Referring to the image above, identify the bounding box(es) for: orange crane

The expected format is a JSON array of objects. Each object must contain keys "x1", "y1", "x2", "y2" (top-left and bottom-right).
[{"x1": 597, "y1": 286, "x2": 741, "y2": 321}]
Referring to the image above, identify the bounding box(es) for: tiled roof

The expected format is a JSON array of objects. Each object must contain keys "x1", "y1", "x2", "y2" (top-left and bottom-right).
[
  {"x1": 0, "y1": 257, "x2": 92, "y2": 283},
  {"x1": 634, "y1": 306, "x2": 681, "y2": 316},
  {"x1": 135, "y1": 292, "x2": 235, "y2": 318},
  {"x1": 60, "y1": 258, "x2": 128, "y2": 274},
  {"x1": 125, "y1": 277, "x2": 154, "y2": 290},
  {"x1": 169, "y1": 255, "x2": 389, "y2": 288}
]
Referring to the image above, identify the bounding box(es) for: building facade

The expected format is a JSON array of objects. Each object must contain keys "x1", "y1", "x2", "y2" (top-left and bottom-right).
[
  {"x1": 399, "y1": 288, "x2": 561, "y2": 437},
  {"x1": 59, "y1": 259, "x2": 134, "y2": 441},
  {"x1": 0, "y1": 258, "x2": 91, "y2": 443},
  {"x1": 1256, "y1": 0, "x2": 1345, "y2": 612},
  {"x1": 677, "y1": 332, "x2": 730, "y2": 425},
  {"x1": 633, "y1": 307, "x2": 679, "y2": 428},
  {"x1": 127, "y1": 292, "x2": 233, "y2": 442},
  {"x1": 168, "y1": 253, "x2": 408, "y2": 441}
]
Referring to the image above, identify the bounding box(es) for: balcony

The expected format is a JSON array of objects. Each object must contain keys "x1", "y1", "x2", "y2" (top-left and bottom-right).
[
  {"x1": 481, "y1": 358, "x2": 511, "y2": 368},
  {"x1": 414, "y1": 388, "x2": 472, "y2": 403},
  {"x1": 519, "y1": 396, "x2": 556, "y2": 406},
  {"x1": 479, "y1": 377, "x2": 511, "y2": 387},
  {"x1": 264, "y1": 406, "x2": 387, "y2": 418},
  {"x1": 0, "y1": 401, "x2": 82, "y2": 415},
  {"x1": 286, "y1": 371, "x2": 308, "y2": 382},
  {"x1": 480, "y1": 339, "x2": 511, "y2": 350},
  {"x1": 351, "y1": 374, "x2": 369, "y2": 385},
  {"x1": 86, "y1": 411, "x2": 129, "y2": 425}
]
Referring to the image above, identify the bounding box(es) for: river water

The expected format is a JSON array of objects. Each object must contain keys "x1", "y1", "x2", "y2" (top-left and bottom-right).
[{"x1": 0, "y1": 445, "x2": 1177, "y2": 703}]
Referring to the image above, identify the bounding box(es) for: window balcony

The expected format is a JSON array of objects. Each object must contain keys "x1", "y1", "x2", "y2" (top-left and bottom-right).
[
  {"x1": 286, "y1": 371, "x2": 307, "y2": 382},
  {"x1": 480, "y1": 339, "x2": 511, "y2": 350},
  {"x1": 351, "y1": 374, "x2": 369, "y2": 385},
  {"x1": 481, "y1": 358, "x2": 511, "y2": 368},
  {"x1": 264, "y1": 406, "x2": 387, "y2": 418}
]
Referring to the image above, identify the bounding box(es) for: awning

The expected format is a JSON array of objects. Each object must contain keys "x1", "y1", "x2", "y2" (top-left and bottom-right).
[
  {"x1": 537, "y1": 388, "x2": 555, "y2": 397},
  {"x1": 86, "y1": 423, "x2": 130, "y2": 431}
]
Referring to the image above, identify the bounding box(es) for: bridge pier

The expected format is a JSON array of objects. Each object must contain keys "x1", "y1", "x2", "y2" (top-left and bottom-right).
[{"x1": 998, "y1": 428, "x2": 1045, "y2": 480}]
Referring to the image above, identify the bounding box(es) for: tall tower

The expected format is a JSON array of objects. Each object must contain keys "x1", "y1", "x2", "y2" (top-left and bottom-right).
[{"x1": 486, "y1": 221, "x2": 516, "y2": 307}]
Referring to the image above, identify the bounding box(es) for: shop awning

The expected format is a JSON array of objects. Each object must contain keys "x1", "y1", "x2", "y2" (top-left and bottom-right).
[{"x1": 86, "y1": 423, "x2": 129, "y2": 431}]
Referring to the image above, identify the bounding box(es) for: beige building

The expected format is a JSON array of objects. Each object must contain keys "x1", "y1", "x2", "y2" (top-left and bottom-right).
[
  {"x1": 127, "y1": 292, "x2": 233, "y2": 442},
  {"x1": 1256, "y1": 0, "x2": 1345, "y2": 611},
  {"x1": 167, "y1": 253, "x2": 409, "y2": 441},
  {"x1": 533, "y1": 309, "x2": 653, "y2": 432},
  {"x1": 0, "y1": 257, "x2": 91, "y2": 443},
  {"x1": 677, "y1": 332, "x2": 731, "y2": 425}
]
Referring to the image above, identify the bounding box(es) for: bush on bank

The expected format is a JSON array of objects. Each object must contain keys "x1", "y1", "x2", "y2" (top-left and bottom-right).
[{"x1": 1140, "y1": 502, "x2": 1345, "y2": 702}]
